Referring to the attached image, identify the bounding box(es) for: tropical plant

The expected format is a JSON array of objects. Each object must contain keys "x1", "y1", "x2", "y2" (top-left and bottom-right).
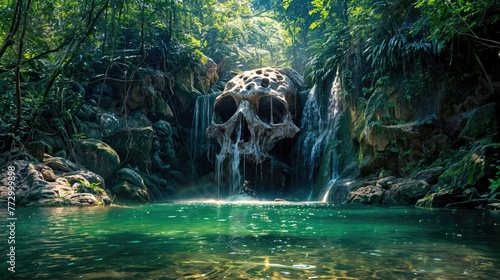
[{"x1": 489, "y1": 165, "x2": 500, "y2": 192}]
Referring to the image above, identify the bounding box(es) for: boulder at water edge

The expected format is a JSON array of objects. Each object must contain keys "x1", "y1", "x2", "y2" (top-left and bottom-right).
[{"x1": 0, "y1": 160, "x2": 111, "y2": 207}]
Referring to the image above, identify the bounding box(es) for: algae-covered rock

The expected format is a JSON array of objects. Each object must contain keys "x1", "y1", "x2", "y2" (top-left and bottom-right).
[{"x1": 80, "y1": 121, "x2": 102, "y2": 140}]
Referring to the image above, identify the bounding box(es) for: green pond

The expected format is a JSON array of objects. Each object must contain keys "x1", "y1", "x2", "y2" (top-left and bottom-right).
[{"x1": 2, "y1": 202, "x2": 500, "y2": 279}]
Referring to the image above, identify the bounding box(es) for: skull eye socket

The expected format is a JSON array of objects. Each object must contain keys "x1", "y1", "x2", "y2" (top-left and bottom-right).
[
  {"x1": 258, "y1": 96, "x2": 287, "y2": 124},
  {"x1": 213, "y1": 96, "x2": 237, "y2": 124}
]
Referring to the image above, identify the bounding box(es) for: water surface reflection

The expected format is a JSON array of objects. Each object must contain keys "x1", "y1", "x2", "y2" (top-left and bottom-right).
[{"x1": 2, "y1": 202, "x2": 499, "y2": 279}]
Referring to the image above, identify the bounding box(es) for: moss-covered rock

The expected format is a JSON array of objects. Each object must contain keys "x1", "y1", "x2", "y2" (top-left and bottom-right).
[
  {"x1": 438, "y1": 143, "x2": 500, "y2": 191},
  {"x1": 72, "y1": 139, "x2": 121, "y2": 179},
  {"x1": 458, "y1": 103, "x2": 497, "y2": 142},
  {"x1": 116, "y1": 168, "x2": 146, "y2": 189},
  {"x1": 104, "y1": 127, "x2": 154, "y2": 172},
  {"x1": 410, "y1": 167, "x2": 445, "y2": 184}
]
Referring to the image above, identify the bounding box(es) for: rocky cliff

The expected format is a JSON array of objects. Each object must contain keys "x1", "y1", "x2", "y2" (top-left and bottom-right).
[
  {"x1": 322, "y1": 64, "x2": 500, "y2": 209},
  {"x1": 1, "y1": 47, "x2": 221, "y2": 206}
]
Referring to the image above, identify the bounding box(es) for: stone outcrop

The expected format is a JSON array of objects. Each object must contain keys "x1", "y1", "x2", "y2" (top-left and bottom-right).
[
  {"x1": 119, "y1": 71, "x2": 172, "y2": 117},
  {"x1": 0, "y1": 159, "x2": 111, "y2": 207},
  {"x1": 409, "y1": 167, "x2": 444, "y2": 184},
  {"x1": 347, "y1": 185, "x2": 385, "y2": 204},
  {"x1": 111, "y1": 167, "x2": 173, "y2": 202},
  {"x1": 44, "y1": 156, "x2": 80, "y2": 172},
  {"x1": 347, "y1": 177, "x2": 431, "y2": 206},
  {"x1": 152, "y1": 120, "x2": 178, "y2": 172},
  {"x1": 382, "y1": 179, "x2": 431, "y2": 205},
  {"x1": 193, "y1": 57, "x2": 219, "y2": 93}
]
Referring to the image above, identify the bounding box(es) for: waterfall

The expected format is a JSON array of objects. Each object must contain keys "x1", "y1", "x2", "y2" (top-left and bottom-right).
[
  {"x1": 190, "y1": 92, "x2": 244, "y2": 198},
  {"x1": 293, "y1": 86, "x2": 324, "y2": 191},
  {"x1": 229, "y1": 115, "x2": 243, "y2": 195},
  {"x1": 215, "y1": 153, "x2": 225, "y2": 198},
  {"x1": 213, "y1": 115, "x2": 244, "y2": 198},
  {"x1": 295, "y1": 70, "x2": 343, "y2": 202},
  {"x1": 189, "y1": 93, "x2": 218, "y2": 160},
  {"x1": 318, "y1": 70, "x2": 342, "y2": 202}
]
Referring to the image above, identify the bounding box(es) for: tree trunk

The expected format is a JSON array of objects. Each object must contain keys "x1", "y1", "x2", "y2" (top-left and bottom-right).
[
  {"x1": 11, "y1": 0, "x2": 31, "y2": 138},
  {"x1": 0, "y1": 0, "x2": 23, "y2": 61}
]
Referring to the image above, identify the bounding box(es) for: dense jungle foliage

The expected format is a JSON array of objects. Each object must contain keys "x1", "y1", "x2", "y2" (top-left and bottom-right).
[{"x1": 0, "y1": 0, "x2": 499, "y2": 152}]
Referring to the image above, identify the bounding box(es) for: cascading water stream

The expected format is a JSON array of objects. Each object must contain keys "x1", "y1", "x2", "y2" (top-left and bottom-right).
[
  {"x1": 295, "y1": 70, "x2": 343, "y2": 202},
  {"x1": 318, "y1": 71, "x2": 342, "y2": 202},
  {"x1": 214, "y1": 115, "x2": 245, "y2": 197},
  {"x1": 189, "y1": 93, "x2": 218, "y2": 161},
  {"x1": 229, "y1": 115, "x2": 243, "y2": 195},
  {"x1": 294, "y1": 85, "x2": 324, "y2": 190}
]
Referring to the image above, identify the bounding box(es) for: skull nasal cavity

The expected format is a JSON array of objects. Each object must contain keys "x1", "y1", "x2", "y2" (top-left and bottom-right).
[
  {"x1": 258, "y1": 96, "x2": 286, "y2": 124},
  {"x1": 213, "y1": 96, "x2": 237, "y2": 124},
  {"x1": 261, "y1": 78, "x2": 270, "y2": 88},
  {"x1": 232, "y1": 117, "x2": 252, "y2": 142}
]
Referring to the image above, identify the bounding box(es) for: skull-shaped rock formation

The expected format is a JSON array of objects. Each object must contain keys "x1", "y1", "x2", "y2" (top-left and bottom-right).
[{"x1": 206, "y1": 67, "x2": 301, "y2": 163}]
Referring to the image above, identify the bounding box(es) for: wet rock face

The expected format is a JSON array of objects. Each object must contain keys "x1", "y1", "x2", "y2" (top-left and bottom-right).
[{"x1": 206, "y1": 68, "x2": 301, "y2": 163}]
